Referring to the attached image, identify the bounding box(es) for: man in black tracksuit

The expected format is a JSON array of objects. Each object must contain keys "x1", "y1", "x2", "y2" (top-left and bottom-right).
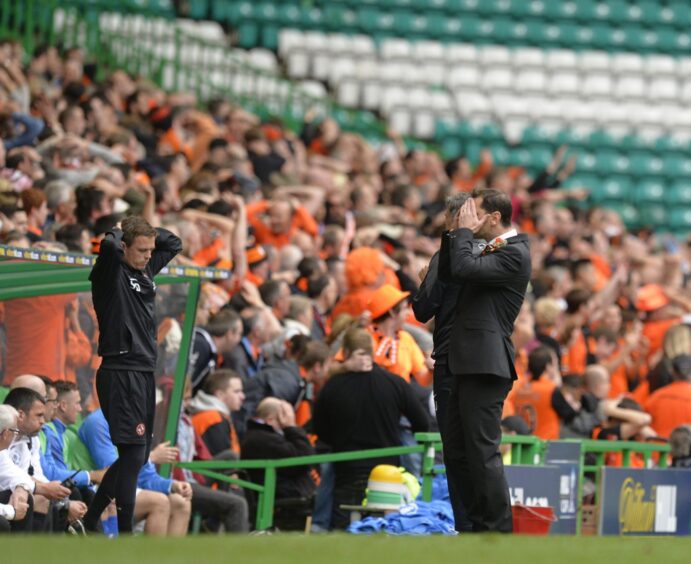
[{"x1": 83, "y1": 216, "x2": 181, "y2": 533}]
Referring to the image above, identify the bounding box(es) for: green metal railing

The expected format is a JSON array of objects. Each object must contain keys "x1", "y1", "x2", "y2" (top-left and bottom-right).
[
  {"x1": 571, "y1": 438, "x2": 670, "y2": 535},
  {"x1": 176, "y1": 432, "x2": 546, "y2": 531}
]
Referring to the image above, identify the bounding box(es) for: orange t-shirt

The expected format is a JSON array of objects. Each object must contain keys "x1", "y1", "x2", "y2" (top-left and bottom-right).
[
  {"x1": 643, "y1": 318, "x2": 682, "y2": 361},
  {"x1": 246, "y1": 201, "x2": 319, "y2": 249},
  {"x1": 561, "y1": 330, "x2": 588, "y2": 375},
  {"x1": 644, "y1": 381, "x2": 691, "y2": 438},
  {"x1": 193, "y1": 237, "x2": 227, "y2": 267},
  {"x1": 510, "y1": 377, "x2": 560, "y2": 440},
  {"x1": 4, "y1": 294, "x2": 74, "y2": 383},
  {"x1": 369, "y1": 329, "x2": 426, "y2": 384}
]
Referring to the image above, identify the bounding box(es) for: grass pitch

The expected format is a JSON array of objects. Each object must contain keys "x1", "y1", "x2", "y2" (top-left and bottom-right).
[{"x1": 3, "y1": 534, "x2": 689, "y2": 564}]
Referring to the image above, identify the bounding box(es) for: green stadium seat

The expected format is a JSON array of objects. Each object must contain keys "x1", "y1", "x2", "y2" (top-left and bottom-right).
[
  {"x1": 0, "y1": 387, "x2": 8, "y2": 403},
  {"x1": 602, "y1": 201, "x2": 639, "y2": 228},
  {"x1": 210, "y1": 0, "x2": 229, "y2": 22},
  {"x1": 277, "y1": 5, "x2": 302, "y2": 26},
  {"x1": 255, "y1": 3, "x2": 278, "y2": 24},
  {"x1": 238, "y1": 22, "x2": 259, "y2": 48},
  {"x1": 668, "y1": 208, "x2": 691, "y2": 231},
  {"x1": 632, "y1": 178, "x2": 666, "y2": 204},
  {"x1": 522, "y1": 125, "x2": 552, "y2": 145},
  {"x1": 590, "y1": 176, "x2": 632, "y2": 202},
  {"x1": 227, "y1": 1, "x2": 254, "y2": 25},
  {"x1": 595, "y1": 150, "x2": 625, "y2": 175},
  {"x1": 188, "y1": 0, "x2": 209, "y2": 20},
  {"x1": 301, "y1": 7, "x2": 325, "y2": 29},
  {"x1": 663, "y1": 155, "x2": 691, "y2": 177},
  {"x1": 441, "y1": 138, "x2": 462, "y2": 159},
  {"x1": 629, "y1": 152, "x2": 664, "y2": 177},
  {"x1": 638, "y1": 205, "x2": 667, "y2": 228},
  {"x1": 588, "y1": 23, "x2": 616, "y2": 50},
  {"x1": 667, "y1": 182, "x2": 691, "y2": 206},
  {"x1": 261, "y1": 26, "x2": 279, "y2": 50}
]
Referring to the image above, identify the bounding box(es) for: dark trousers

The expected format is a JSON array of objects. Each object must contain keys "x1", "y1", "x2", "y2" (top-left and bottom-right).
[
  {"x1": 445, "y1": 373, "x2": 513, "y2": 533},
  {"x1": 0, "y1": 489, "x2": 34, "y2": 533},
  {"x1": 433, "y1": 362, "x2": 472, "y2": 532},
  {"x1": 190, "y1": 482, "x2": 249, "y2": 533}
]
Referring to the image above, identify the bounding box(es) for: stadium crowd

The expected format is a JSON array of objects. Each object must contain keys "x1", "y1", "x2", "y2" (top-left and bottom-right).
[{"x1": 0, "y1": 37, "x2": 690, "y2": 535}]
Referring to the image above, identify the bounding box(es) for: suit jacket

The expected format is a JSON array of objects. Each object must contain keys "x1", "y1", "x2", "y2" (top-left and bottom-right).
[
  {"x1": 411, "y1": 240, "x2": 482, "y2": 362},
  {"x1": 439, "y1": 228, "x2": 531, "y2": 379}
]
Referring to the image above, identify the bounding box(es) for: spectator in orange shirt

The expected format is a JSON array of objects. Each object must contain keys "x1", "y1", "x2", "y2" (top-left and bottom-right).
[
  {"x1": 510, "y1": 346, "x2": 561, "y2": 440},
  {"x1": 636, "y1": 284, "x2": 685, "y2": 362},
  {"x1": 645, "y1": 355, "x2": 691, "y2": 438},
  {"x1": 246, "y1": 196, "x2": 318, "y2": 249},
  {"x1": 560, "y1": 288, "x2": 592, "y2": 375},
  {"x1": 245, "y1": 245, "x2": 270, "y2": 287},
  {"x1": 366, "y1": 284, "x2": 428, "y2": 385},
  {"x1": 445, "y1": 150, "x2": 492, "y2": 193},
  {"x1": 20, "y1": 187, "x2": 48, "y2": 242}
]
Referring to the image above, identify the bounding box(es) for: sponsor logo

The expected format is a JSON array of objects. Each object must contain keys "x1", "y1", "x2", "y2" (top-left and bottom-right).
[
  {"x1": 509, "y1": 487, "x2": 548, "y2": 507},
  {"x1": 136, "y1": 423, "x2": 146, "y2": 436},
  {"x1": 129, "y1": 277, "x2": 141, "y2": 292},
  {"x1": 618, "y1": 477, "x2": 678, "y2": 534}
]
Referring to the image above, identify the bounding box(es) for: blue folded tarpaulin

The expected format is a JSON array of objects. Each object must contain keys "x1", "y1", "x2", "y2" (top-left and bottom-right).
[{"x1": 347, "y1": 501, "x2": 457, "y2": 536}]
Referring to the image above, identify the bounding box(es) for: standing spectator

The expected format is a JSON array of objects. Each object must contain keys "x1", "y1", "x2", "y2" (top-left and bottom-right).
[
  {"x1": 644, "y1": 355, "x2": 691, "y2": 438},
  {"x1": 313, "y1": 328, "x2": 429, "y2": 529}
]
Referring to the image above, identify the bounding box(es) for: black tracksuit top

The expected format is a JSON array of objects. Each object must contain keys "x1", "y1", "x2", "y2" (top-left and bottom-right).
[{"x1": 89, "y1": 227, "x2": 182, "y2": 371}]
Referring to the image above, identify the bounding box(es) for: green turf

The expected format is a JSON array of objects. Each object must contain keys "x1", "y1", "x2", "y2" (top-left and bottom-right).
[{"x1": 3, "y1": 534, "x2": 690, "y2": 564}]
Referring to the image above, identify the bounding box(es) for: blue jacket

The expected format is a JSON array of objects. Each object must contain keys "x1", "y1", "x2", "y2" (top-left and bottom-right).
[
  {"x1": 78, "y1": 409, "x2": 172, "y2": 494},
  {"x1": 41, "y1": 419, "x2": 90, "y2": 487}
]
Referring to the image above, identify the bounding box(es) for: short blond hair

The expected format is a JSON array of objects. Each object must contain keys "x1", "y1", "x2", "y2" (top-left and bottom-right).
[{"x1": 534, "y1": 297, "x2": 561, "y2": 327}]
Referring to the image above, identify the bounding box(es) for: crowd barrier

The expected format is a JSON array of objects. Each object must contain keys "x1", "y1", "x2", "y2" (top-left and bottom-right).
[{"x1": 175, "y1": 432, "x2": 679, "y2": 535}]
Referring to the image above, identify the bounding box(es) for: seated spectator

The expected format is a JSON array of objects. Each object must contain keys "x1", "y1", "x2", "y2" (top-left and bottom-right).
[
  {"x1": 509, "y1": 346, "x2": 561, "y2": 440},
  {"x1": 241, "y1": 397, "x2": 316, "y2": 530},
  {"x1": 41, "y1": 382, "x2": 104, "y2": 499},
  {"x1": 499, "y1": 415, "x2": 531, "y2": 465},
  {"x1": 176, "y1": 381, "x2": 249, "y2": 533},
  {"x1": 3, "y1": 385, "x2": 77, "y2": 531},
  {"x1": 188, "y1": 309, "x2": 243, "y2": 394},
  {"x1": 0, "y1": 404, "x2": 32, "y2": 533},
  {"x1": 189, "y1": 370, "x2": 245, "y2": 456},
  {"x1": 644, "y1": 354, "x2": 691, "y2": 438},
  {"x1": 79, "y1": 408, "x2": 191, "y2": 536},
  {"x1": 246, "y1": 196, "x2": 318, "y2": 249},
  {"x1": 669, "y1": 425, "x2": 691, "y2": 468}
]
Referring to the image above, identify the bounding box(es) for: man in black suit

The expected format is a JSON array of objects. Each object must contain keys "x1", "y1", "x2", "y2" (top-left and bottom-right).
[{"x1": 439, "y1": 189, "x2": 531, "y2": 533}]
